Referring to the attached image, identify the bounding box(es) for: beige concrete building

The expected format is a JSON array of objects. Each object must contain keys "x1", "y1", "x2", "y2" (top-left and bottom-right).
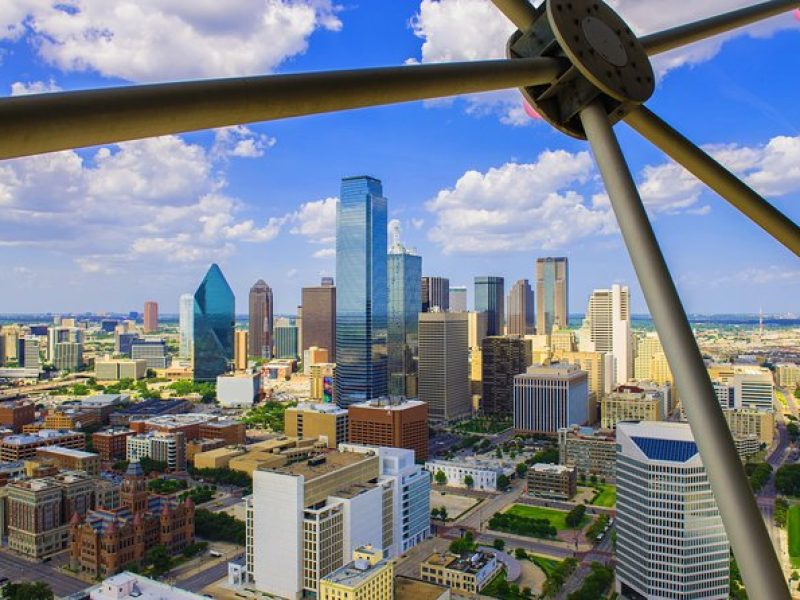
[
  {"x1": 723, "y1": 408, "x2": 774, "y2": 446},
  {"x1": 234, "y1": 330, "x2": 249, "y2": 372},
  {"x1": 285, "y1": 403, "x2": 348, "y2": 449},
  {"x1": 310, "y1": 362, "x2": 336, "y2": 402},
  {"x1": 193, "y1": 446, "x2": 247, "y2": 469},
  {"x1": 318, "y1": 546, "x2": 394, "y2": 600},
  {"x1": 36, "y1": 446, "x2": 100, "y2": 476},
  {"x1": 95, "y1": 359, "x2": 147, "y2": 381},
  {"x1": 420, "y1": 550, "x2": 500, "y2": 596},
  {"x1": 601, "y1": 389, "x2": 663, "y2": 429},
  {"x1": 633, "y1": 333, "x2": 673, "y2": 386},
  {"x1": 553, "y1": 349, "x2": 606, "y2": 421},
  {"x1": 776, "y1": 363, "x2": 800, "y2": 389}
]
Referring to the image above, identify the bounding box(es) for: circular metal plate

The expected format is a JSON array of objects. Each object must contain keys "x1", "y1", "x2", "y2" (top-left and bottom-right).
[{"x1": 547, "y1": 0, "x2": 654, "y2": 103}]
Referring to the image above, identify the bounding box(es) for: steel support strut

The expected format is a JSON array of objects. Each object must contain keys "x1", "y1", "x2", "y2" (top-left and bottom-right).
[
  {"x1": 0, "y1": 57, "x2": 566, "y2": 160},
  {"x1": 580, "y1": 100, "x2": 790, "y2": 600},
  {"x1": 625, "y1": 106, "x2": 800, "y2": 257},
  {"x1": 640, "y1": 0, "x2": 800, "y2": 56},
  {"x1": 490, "y1": 0, "x2": 539, "y2": 31}
]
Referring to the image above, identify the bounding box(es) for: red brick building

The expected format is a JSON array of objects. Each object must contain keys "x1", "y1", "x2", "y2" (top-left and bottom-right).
[
  {"x1": 92, "y1": 429, "x2": 134, "y2": 461},
  {"x1": 0, "y1": 400, "x2": 36, "y2": 432},
  {"x1": 69, "y1": 460, "x2": 194, "y2": 578},
  {"x1": 348, "y1": 398, "x2": 429, "y2": 461},
  {"x1": 198, "y1": 420, "x2": 246, "y2": 445}
]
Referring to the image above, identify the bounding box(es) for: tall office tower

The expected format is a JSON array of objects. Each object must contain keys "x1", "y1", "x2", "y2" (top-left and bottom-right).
[
  {"x1": 275, "y1": 322, "x2": 299, "y2": 359},
  {"x1": 419, "y1": 312, "x2": 470, "y2": 424},
  {"x1": 301, "y1": 277, "x2": 336, "y2": 359},
  {"x1": 248, "y1": 280, "x2": 273, "y2": 359},
  {"x1": 586, "y1": 283, "x2": 632, "y2": 386},
  {"x1": 131, "y1": 338, "x2": 169, "y2": 369},
  {"x1": 616, "y1": 422, "x2": 729, "y2": 599},
  {"x1": 388, "y1": 241, "x2": 421, "y2": 397},
  {"x1": 248, "y1": 450, "x2": 394, "y2": 598},
  {"x1": 193, "y1": 263, "x2": 235, "y2": 382},
  {"x1": 513, "y1": 364, "x2": 589, "y2": 434},
  {"x1": 449, "y1": 286, "x2": 467, "y2": 312},
  {"x1": 47, "y1": 325, "x2": 84, "y2": 361},
  {"x1": 482, "y1": 336, "x2": 531, "y2": 416},
  {"x1": 474, "y1": 276, "x2": 504, "y2": 336},
  {"x1": 178, "y1": 293, "x2": 194, "y2": 359},
  {"x1": 507, "y1": 279, "x2": 535, "y2": 336},
  {"x1": 143, "y1": 301, "x2": 158, "y2": 333},
  {"x1": 421, "y1": 276, "x2": 449, "y2": 312},
  {"x1": 234, "y1": 330, "x2": 249, "y2": 371},
  {"x1": 53, "y1": 342, "x2": 83, "y2": 371},
  {"x1": 535, "y1": 257, "x2": 568, "y2": 335},
  {"x1": 335, "y1": 176, "x2": 388, "y2": 407},
  {"x1": 467, "y1": 311, "x2": 489, "y2": 396},
  {"x1": 17, "y1": 336, "x2": 41, "y2": 370},
  {"x1": 633, "y1": 332, "x2": 673, "y2": 385},
  {"x1": 552, "y1": 349, "x2": 606, "y2": 421}
]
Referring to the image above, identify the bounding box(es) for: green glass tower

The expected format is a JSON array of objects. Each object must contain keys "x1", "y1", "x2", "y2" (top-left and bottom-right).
[{"x1": 193, "y1": 263, "x2": 235, "y2": 382}]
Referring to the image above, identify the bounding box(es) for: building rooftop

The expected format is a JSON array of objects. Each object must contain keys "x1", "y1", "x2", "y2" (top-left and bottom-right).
[
  {"x1": 323, "y1": 554, "x2": 389, "y2": 587},
  {"x1": 350, "y1": 396, "x2": 425, "y2": 411},
  {"x1": 88, "y1": 571, "x2": 208, "y2": 599},
  {"x1": 80, "y1": 394, "x2": 127, "y2": 407},
  {"x1": 423, "y1": 550, "x2": 495, "y2": 574},
  {"x1": 520, "y1": 363, "x2": 586, "y2": 379},
  {"x1": 1, "y1": 429, "x2": 81, "y2": 445},
  {"x1": 395, "y1": 576, "x2": 449, "y2": 600},
  {"x1": 93, "y1": 428, "x2": 134, "y2": 437},
  {"x1": 264, "y1": 450, "x2": 370, "y2": 481},
  {"x1": 530, "y1": 462, "x2": 574, "y2": 474},
  {"x1": 37, "y1": 445, "x2": 97, "y2": 459},
  {"x1": 288, "y1": 403, "x2": 347, "y2": 415},
  {"x1": 137, "y1": 413, "x2": 216, "y2": 427}
]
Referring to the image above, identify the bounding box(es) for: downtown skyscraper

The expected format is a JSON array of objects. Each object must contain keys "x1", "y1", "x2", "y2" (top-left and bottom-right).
[
  {"x1": 248, "y1": 280, "x2": 273, "y2": 359},
  {"x1": 507, "y1": 279, "x2": 535, "y2": 336},
  {"x1": 301, "y1": 278, "x2": 336, "y2": 359},
  {"x1": 536, "y1": 257, "x2": 568, "y2": 335},
  {"x1": 585, "y1": 283, "x2": 632, "y2": 386},
  {"x1": 178, "y1": 293, "x2": 193, "y2": 360},
  {"x1": 388, "y1": 238, "x2": 421, "y2": 397},
  {"x1": 193, "y1": 263, "x2": 235, "y2": 382},
  {"x1": 421, "y1": 276, "x2": 449, "y2": 312},
  {"x1": 335, "y1": 176, "x2": 388, "y2": 407},
  {"x1": 474, "y1": 276, "x2": 504, "y2": 336}
]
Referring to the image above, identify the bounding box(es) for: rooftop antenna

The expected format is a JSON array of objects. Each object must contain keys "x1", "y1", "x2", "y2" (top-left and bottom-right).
[{"x1": 0, "y1": 1, "x2": 798, "y2": 596}]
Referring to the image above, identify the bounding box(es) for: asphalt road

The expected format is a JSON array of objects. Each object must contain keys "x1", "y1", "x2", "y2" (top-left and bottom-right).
[
  {"x1": 0, "y1": 551, "x2": 88, "y2": 598},
  {"x1": 557, "y1": 526, "x2": 615, "y2": 599},
  {"x1": 176, "y1": 554, "x2": 243, "y2": 593}
]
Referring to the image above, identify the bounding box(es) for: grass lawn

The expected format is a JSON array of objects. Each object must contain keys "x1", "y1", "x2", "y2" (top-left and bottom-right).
[
  {"x1": 789, "y1": 505, "x2": 800, "y2": 568},
  {"x1": 505, "y1": 504, "x2": 589, "y2": 530},
  {"x1": 529, "y1": 554, "x2": 561, "y2": 578},
  {"x1": 592, "y1": 485, "x2": 617, "y2": 507}
]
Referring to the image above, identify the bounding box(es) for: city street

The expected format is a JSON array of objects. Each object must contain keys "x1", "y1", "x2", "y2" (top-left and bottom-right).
[
  {"x1": 175, "y1": 552, "x2": 244, "y2": 593},
  {"x1": 0, "y1": 550, "x2": 88, "y2": 598}
]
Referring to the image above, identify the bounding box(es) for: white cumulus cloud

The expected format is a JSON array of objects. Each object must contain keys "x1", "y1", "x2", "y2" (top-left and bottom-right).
[
  {"x1": 0, "y1": 0, "x2": 342, "y2": 82},
  {"x1": 290, "y1": 196, "x2": 338, "y2": 243}
]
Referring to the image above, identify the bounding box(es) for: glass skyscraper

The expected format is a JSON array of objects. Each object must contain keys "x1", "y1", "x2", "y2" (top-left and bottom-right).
[
  {"x1": 388, "y1": 243, "x2": 421, "y2": 397},
  {"x1": 335, "y1": 176, "x2": 388, "y2": 406},
  {"x1": 536, "y1": 257, "x2": 569, "y2": 335},
  {"x1": 474, "y1": 276, "x2": 505, "y2": 336},
  {"x1": 193, "y1": 263, "x2": 235, "y2": 382}
]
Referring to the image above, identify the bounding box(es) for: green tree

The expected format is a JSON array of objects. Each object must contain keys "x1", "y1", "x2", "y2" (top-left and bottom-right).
[
  {"x1": 775, "y1": 497, "x2": 789, "y2": 527},
  {"x1": 146, "y1": 544, "x2": 172, "y2": 578},
  {"x1": 565, "y1": 504, "x2": 587, "y2": 528},
  {"x1": 496, "y1": 474, "x2": 510, "y2": 491},
  {"x1": 789, "y1": 422, "x2": 800, "y2": 442},
  {"x1": 514, "y1": 547, "x2": 527, "y2": 560},
  {"x1": 449, "y1": 531, "x2": 476, "y2": 554},
  {"x1": 194, "y1": 509, "x2": 246, "y2": 544},
  {"x1": 435, "y1": 470, "x2": 447, "y2": 485},
  {"x1": 776, "y1": 464, "x2": 800, "y2": 496},
  {"x1": 492, "y1": 538, "x2": 505, "y2": 551},
  {"x1": 2, "y1": 582, "x2": 54, "y2": 600},
  {"x1": 464, "y1": 474, "x2": 474, "y2": 488}
]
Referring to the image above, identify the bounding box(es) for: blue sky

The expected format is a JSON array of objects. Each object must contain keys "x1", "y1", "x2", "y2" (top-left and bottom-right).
[{"x1": 0, "y1": 0, "x2": 798, "y2": 316}]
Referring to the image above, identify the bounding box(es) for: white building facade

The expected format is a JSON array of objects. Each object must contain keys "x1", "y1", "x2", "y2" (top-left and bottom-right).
[
  {"x1": 616, "y1": 422, "x2": 729, "y2": 600},
  {"x1": 423, "y1": 459, "x2": 502, "y2": 491},
  {"x1": 513, "y1": 364, "x2": 589, "y2": 434},
  {"x1": 585, "y1": 284, "x2": 632, "y2": 387},
  {"x1": 178, "y1": 293, "x2": 194, "y2": 360}
]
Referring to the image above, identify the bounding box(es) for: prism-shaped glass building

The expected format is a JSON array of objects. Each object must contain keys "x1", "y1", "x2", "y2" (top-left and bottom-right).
[{"x1": 193, "y1": 263, "x2": 235, "y2": 382}]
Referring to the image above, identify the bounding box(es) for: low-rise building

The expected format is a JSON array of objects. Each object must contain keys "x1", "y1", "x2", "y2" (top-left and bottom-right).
[
  {"x1": 0, "y1": 400, "x2": 36, "y2": 432},
  {"x1": 514, "y1": 364, "x2": 590, "y2": 434},
  {"x1": 348, "y1": 397, "x2": 428, "y2": 461},
  {"x1": 0, "y1": 429, "x2": 85, "y2": 462},
  {"x1": 92, "y1": 428, "x2": 135, "y2": 461},
  {"x1": 194, "y1": 446, "x2": 247, "y2": 469},
  {"x1": 527, "y1": 463, "x2": 576, "y2": 500},
  {"x1": 285, "y1": 403, "x2": 348, "y2": 449},
  {"x1": 186, "y1": 438, "x2": 227, "y2": 463},
  {"x1": 424, "y1": 458, "x2": 503, "y2": 491},
  {"x1": 129, "y1": 413, "x2": 217, "y2": 440},
  {"x1": 95, "y1": 359, "x2": 147, "y2": 381},
  {"x1": 395, "y1": 576, "x2": 451, "y2": 600},
  {"x1": 198, "y1": 419, "x2": 246, "y2": 445},
  {"x1": 319, "y1": 546, "x2": 394, "y2": 600},
  {"x1": 420, "y1": 550, "x2": 501, "y2": 595},
  {"x1": 87, "y1": 572, "x2": 208, "y2": 600},
  {"x1": 36, "y1": 446, "x2": 100, "y2": 476},
  {"x1": 723, "y1": 408, "x2": 775, "y2": 446},
  {"x1": 776, "y1": 363, "x2": 800, "y2": 389},
  {"x1": 217, "y1": 372, "x2": 261, "y2": 409},
  {"x1": 558, "y1": 425, "x2": 616, "y2": 480},
  {"x1": 109, "y1": 398, "x2": 192, "y2": 427},
  {"x1": 44, "y1": 407, "x2": 101, "y2": 431}
]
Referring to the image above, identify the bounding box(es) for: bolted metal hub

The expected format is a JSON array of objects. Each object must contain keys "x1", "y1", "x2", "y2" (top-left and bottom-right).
[{"x1": 508, "y1": 0, "x2": 654, "y2": 139}]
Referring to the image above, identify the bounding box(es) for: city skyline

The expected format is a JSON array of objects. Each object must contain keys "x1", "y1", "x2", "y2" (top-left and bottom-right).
[{"x1": 0, "y1": 3, "x2": 798, "y2": 315}]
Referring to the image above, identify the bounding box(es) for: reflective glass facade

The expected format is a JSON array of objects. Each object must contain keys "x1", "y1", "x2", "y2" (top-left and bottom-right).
[
  {"x1": 388, "y1": 248, "x2": 421, "y2": 397},
  {"x1": 193, "y1": 263, "x2": 235, "y2": 382},
  {"x1": 474, "y1": 276, "x2": 504, "y2": 336},
  {"x1": 335, "y1": 176, "x2": 388, "y2": 406},
  {"x1": 536, "y1": 257, "x2": 569, "y2": 335}
]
